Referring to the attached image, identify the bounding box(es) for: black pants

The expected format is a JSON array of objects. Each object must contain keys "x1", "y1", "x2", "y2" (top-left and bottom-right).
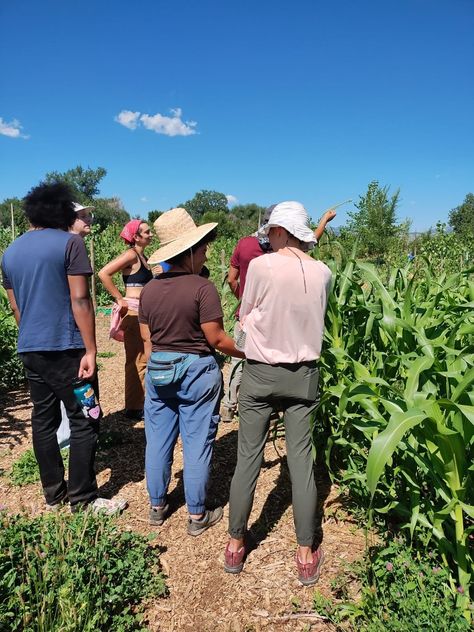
[{"x1": 20, "y1": 350, "x2": 99, "y2": 507}]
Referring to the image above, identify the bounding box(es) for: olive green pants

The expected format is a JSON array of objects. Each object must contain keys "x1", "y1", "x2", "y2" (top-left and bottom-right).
[{"x1": 228, "y1": 359, "x2": 320, "y2": 547}]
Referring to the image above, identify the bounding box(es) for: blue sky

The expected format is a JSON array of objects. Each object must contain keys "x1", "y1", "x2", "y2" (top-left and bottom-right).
[{"x1": 1, "y1": 0, "x2": 473, "y2": 231}]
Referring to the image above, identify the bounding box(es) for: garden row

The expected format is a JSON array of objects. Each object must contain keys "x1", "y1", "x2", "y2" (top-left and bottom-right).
[{"x1": 1, "y1": 225, "x2": 473, "y2": 628}]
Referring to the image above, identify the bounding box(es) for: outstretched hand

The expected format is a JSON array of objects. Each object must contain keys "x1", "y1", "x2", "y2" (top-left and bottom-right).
[{"x1": 324, "y1": 209, "x2": 337, "y2": 222}]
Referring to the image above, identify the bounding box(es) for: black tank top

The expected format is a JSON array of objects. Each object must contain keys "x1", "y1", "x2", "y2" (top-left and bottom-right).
[{"x1": 122, "y1": 254, "x2": 153, "y2": 287}]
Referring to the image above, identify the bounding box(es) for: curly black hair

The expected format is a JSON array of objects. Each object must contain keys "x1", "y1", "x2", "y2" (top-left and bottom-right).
[{"x1": 23, "y1": 181, "x2": 76, "y2": 230}]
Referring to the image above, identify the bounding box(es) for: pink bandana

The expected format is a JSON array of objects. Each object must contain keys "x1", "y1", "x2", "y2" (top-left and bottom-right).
[{"x1": 120, "y1": 219, "x2": 142, "y2": 244}]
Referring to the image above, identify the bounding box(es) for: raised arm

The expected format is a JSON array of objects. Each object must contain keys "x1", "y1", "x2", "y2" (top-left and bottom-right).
[{"x1": 314, "y1": 209, "x2": 337, "y2": 243}]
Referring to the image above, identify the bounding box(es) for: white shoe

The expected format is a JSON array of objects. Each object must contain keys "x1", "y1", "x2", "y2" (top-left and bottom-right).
[{"x1": 91, "y1": 497, "x2": 128, "y2": 515}]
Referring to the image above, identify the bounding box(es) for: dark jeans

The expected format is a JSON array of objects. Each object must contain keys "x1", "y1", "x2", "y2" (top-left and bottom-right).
[{"x1": 20, "y1": 350, "x2": 99, "y2": 507}]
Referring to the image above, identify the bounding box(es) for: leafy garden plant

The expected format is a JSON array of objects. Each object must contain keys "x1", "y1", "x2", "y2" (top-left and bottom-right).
[
  {"x1": 313, "y1": 539, "x2": 470, "y2": 631},
  {"x1": 317, "y1": 248, "x2": 474, "y2": 617},
  {"x1": 0, "y1": 510, "x2": 167, "y2": 631}
]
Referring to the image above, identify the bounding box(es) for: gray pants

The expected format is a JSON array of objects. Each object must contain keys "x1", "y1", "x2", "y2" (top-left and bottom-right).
[
  {"x1": 228, "y1": 359, "x2": 320, "y2": 546},
  {"x1": 221, "y1": 323, "x2": 243, "y2": 412}
]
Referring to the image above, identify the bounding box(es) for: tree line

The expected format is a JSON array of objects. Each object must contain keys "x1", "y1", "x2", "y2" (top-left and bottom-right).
[{"x1": 1, "y1": 165, "x2": 473, "y2": 259}]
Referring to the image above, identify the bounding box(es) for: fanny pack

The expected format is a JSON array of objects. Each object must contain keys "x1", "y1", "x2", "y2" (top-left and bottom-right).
[{"x1": 147, "y1": 351, "x2": 200, "y2": 387}]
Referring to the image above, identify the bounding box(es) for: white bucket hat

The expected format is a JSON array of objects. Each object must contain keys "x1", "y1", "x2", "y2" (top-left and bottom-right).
[
  {"x1": 258, "y1": 201, "x2": 316, "y2": 248},
  {"x1": 148, "y1": 208, "x2": 217, "y2": 264},
  {"x1": 72, "y1": 202, "x2": 95, "y2": 213}
]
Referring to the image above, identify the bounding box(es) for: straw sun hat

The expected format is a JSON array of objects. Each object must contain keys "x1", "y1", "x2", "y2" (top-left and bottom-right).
[{"x1": 148, "y1": 208, "x2": 217, "y2": 265}]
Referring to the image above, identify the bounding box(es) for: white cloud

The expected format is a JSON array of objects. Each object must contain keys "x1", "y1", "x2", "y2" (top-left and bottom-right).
[
  {"x1": 0, "y1": 117, "x2": 29, "y2": 139},
  {"x1": 140, "y1": 196, "x2": 148, "y2": 203},
  {"x1": 115, "y1": 107, "x2": 197, "y2": 137},
  {"x1": 140, "y1": 108, "x2": 197, "y2": 137},
  {"x1": 115, "y1": 110, "x2": 141, "y2": 130},
  {"x1": 226, "y1": 194, "x2": 238, "y2": 206}
]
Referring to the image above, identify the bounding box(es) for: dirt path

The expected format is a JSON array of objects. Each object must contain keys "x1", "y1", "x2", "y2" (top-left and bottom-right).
[{"x1": 0, "y1": 315, "x2": 366, "y2": 631}]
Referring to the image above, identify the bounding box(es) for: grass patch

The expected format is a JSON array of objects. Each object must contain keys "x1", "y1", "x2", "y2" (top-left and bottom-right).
[
  {"x1": 97, "y1": 351, "x2": 116, "y2": 359},
  {"x1": 312, "y1": 539, "x2": 470, "y2": 631},
  {"x1": 9, "y1": 449, "x2": 69, "y2": 487},
  {"x1": 0, "y1": 510, "x2": 167, "y2": 630},
  {"x1": 9, "y1": 432, "x2": 123, "y2": 486}
]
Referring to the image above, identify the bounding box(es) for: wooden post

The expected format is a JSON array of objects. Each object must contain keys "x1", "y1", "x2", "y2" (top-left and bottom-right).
[
  {"x1": 221, "y1": 249, "x2": 226, "y2": 286},
  {"x1": 89, "y1": 237, "x2": 97, "y2": 312},
  {"x1": 10, "y1": 203, "x2": 15, "y2": 240}
]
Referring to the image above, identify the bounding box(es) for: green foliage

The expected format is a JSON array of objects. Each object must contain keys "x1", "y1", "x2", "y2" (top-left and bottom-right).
[
  {"x1": 318, "y1": 248, "x2": 474, "y2": 613},
  {"x1": 206, "y1": 236, "x2": 239, "y2": 334},
  {"x1": 341, "y1": 181, "x2": 409, "y2": 259},
  {"x1": 313, "y1": 540, "x2": 470, "y2": 631},
  {"x1": 449, "y1": 193, "x2": 474, "y2": 238},
  {"x1": 0, "y1": 510, "x2": 167, "y2": 631},
  {"x1": 414, "y1": 222, "x2": 474, "y2": 275},
  {"x1": 9, "y1": 449, "x2": 69, "y2": 486},
  {"x1": 92, "y1": 197, "x2": 130, "y2": 231},
  {"x1": 89, "y1": 224, "x2": 127, "y2": 305},
  {"x1": 181, "y1": 189, "x2": 228, "y2": 220},
  {"x1": 0, "y1": 287, "x2": 24, "y2": 391},
  {"x1": 44, "y1": 165, "x2": 107, "y2": 200},
  {"x1": 147, "y1": 210, "x2": 163, "y2": 225},
  {"x1": 43, "y1": 166, "x2": 130, "y2": 231},
  {"x1": 0, "y1": 198, "x2": 28, "y2": 234},
  {"x1": 201, "y1": 210, "x2": 241, "y2": 240}
]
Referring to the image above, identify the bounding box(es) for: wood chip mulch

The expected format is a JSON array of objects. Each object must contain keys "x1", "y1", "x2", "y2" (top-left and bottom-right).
[{"x1": 0, "y1": 314, "x2": 369, "y2": 632}]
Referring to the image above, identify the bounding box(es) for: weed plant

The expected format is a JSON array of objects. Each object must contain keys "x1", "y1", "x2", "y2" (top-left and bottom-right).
[
  {"x1": 9, "y1": 449, "x2": 69, "y2": 487},
  {"x1": 9, "y1": 432, "x2": 123, "y2": 487},
  {"x1": 0, "y1": 287, "x2": 24, "y2": 391},
  {"x1": 0, "y1": 509, "x2": 166, "y2": 631},
  {"x1": 313, "y1": 539, "x2": 470, "y2": 631}
]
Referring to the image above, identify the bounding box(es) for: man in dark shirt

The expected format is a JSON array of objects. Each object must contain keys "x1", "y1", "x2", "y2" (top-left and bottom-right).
[{"x1": 1, "y1": 182, "x2": 104, "y2": 511}]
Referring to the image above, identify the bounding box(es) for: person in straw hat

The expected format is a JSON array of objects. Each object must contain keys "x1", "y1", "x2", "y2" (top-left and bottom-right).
[
  {"x1": 139, "y1": 208, "x2": 245, "y2": 534},
  {"x1": 224, "y1": 201, "x2": 332, "y2": 585}
]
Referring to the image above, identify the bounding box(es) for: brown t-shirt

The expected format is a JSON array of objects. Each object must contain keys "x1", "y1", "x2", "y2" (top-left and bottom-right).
[{"x1": 138, "y1": 272, "x2": 223, "y2": 354}]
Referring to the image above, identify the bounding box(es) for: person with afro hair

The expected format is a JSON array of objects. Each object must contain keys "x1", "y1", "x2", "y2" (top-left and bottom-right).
[{"x1": 1, "y1": 181, "x2": 125, "y2": 514}]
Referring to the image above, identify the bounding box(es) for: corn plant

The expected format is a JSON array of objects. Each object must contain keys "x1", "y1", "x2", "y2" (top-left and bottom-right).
[{"x1": 317, "y1": 250, "x2": 474, "y2": 616}]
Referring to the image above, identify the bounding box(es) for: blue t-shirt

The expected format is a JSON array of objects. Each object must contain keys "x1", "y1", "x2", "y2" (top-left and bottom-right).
[{"x1": 1, "y1": 229, "x2": 93, "y2": 353}]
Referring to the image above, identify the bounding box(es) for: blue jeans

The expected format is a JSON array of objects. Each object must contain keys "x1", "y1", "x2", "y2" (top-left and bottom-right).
[{"x1": 144, "y1": 354, "x2": 221, "y2": 514}]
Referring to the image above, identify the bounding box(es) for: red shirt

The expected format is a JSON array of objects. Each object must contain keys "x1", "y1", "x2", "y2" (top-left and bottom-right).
[{"x1": 230, "y1": 236, "x2": 265, "y2": 317}]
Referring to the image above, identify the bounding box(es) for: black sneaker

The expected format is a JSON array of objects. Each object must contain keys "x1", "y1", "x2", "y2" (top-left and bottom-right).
[{"x1": 149, "y1": 503, "x2": 169, "y2": 526}]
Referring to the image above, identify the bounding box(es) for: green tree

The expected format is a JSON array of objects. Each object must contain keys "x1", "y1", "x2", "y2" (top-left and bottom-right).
[
  {"x1": 231, "y1": 203, "x2": 266, "y2": 229},
  {"x1": 148, "y1": 210, "x2": 164, "y2": 225},
  {"x1": 92, "y1": 197, "x2": 130, "y2": 231},
  {"x1": 342, "y1": 181, "x2": 408, "y2": 258},
  {"x1": 0, "y1": 198, "x2": 28, "y2": 234},
  {"x1": 448, "y1": 193, "x2": 474, "y2": 237},
  {"x1": 44, "y1": 165, "x2": 107, "y2": 200},
  {"x1": 181, "y1": 190, "x2": 228, "y2": 220},
  {"x1": 43, "y1": 166, "x2": 130, "y2": 230},
  {"x1": 200, "y1": 210, "x2": 241, "y2": 240}
]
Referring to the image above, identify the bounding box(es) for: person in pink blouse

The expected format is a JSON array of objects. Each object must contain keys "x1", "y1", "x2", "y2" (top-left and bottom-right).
[
  {"x1": 223, "y1": 201, "x2": 332, "y2": 586},
  {"x1": 221, "y1": 205, "x2": 336, "y2": 422}
]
